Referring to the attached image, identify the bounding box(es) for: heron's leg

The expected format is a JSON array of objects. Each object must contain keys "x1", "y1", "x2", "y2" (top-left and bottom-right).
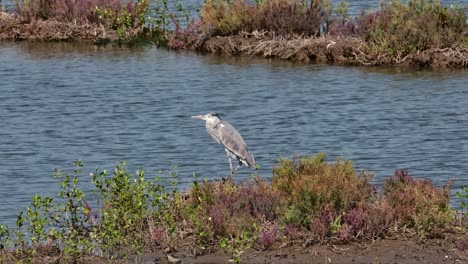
[
  {"x1": 232, "y1": 160, "x2": 242, "y2": 175},
  {"x1": 227, "y1": 155, "x2": 234, "y2": 181}
]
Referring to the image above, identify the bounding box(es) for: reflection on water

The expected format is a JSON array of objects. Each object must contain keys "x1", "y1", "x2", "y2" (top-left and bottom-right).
[
  {"x1": 0, "y1": 40, "x2": 467, "y2": 228},
  {"x1": 17, "y1": 41, "x2": 148, "y2": 60}
]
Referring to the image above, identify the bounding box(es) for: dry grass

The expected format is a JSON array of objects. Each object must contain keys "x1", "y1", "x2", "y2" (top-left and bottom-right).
[{"x1": 197, "y1": 31, "x2": 468, "y2": 68}]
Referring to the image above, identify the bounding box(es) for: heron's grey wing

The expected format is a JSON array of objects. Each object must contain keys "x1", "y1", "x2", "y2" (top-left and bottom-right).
[{"x1": 217, "y1": 120, "x2": 255, "y2": 167}]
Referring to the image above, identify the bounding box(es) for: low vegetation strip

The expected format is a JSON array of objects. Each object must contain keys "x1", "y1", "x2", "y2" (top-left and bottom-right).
[
  {"x1": 0, "y1": 0, "x2": 467, "y2": 68},
  {"x1": 0, "y1": 154, "x2": 466, "y2": 263},
  {"x1": 195, "y1": 32, "x2": 468, "y2": 68},
  {"x1": 0, "y1": 0, "x2": 154, "y2": 42}
]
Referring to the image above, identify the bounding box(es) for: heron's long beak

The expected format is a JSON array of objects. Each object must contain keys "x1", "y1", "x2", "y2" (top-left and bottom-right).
[{"x1": 191, "y1": 115, "x2": 205, "y2": 120}]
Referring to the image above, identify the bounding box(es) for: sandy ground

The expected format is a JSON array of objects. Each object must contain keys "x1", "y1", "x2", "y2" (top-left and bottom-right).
[{"x1": 115, "y1": 236, "x2": 468, "y2": 264}]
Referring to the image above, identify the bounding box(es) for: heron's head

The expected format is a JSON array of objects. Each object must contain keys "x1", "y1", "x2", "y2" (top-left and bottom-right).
[{"x1": 191, "y1": 112, "x2": 221, "y2": 122}]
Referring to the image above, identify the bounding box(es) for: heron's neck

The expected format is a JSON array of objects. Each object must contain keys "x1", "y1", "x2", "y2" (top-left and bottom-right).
[{"x1": 206, "y1": 118, "x2": 221, "y2": 129}]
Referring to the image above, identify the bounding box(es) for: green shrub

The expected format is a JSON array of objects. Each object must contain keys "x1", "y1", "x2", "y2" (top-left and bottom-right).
[
  {"x1": 0, "y1": 161, "x2": 178, "y2": 261},
  {"x1": 188, "y1": 178, "x2": 282, "y2": 238},
  {"x1": 200, "y1": 0, "x2": 333, "y2": 36},
  {"x1": 15, "y1": 0, "x2": 152, "y2": 41},
  {"x1": 258, "y1": 0, "x2": 331, "y2": 36},
  {"x1": 90, "y1": 162, "x2": 158, "y2": 256},
  {"x1": 383, "y1": 169, "x2": 453, "y2": 237},
  {"x1": 272, "y1": 153, "x2": 374, "y2": 226},
  {"x1": 200, "y1": 0, "x2": 258, "y2": 36},
  {"x1": 456, "y1": 186, "x2": 468, "y2": 217},
  {"x1": 358, "y1": 0, "x2": 467, "y2": 55}
]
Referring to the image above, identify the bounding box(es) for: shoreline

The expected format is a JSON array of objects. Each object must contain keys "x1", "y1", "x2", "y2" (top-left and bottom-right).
[
  {"x1": 191, "y1": 32, "x2": 468, "y2": 69},
  {"x1": 1, "y1": 11, "x2": 467, "y2": 69}
]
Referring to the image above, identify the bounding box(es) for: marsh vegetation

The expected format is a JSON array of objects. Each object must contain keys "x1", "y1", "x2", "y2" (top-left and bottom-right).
[
  {"x1": 0, "y1": 154, "x2": 466, "y2": 263},
  {"x1": 0, "y1": 0, "x2": 466, "y2": 67}
]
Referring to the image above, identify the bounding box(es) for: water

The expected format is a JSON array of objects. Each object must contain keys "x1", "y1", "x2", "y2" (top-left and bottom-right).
[{"x1": 1, "y1": 40, "x2": 467, "y2": 227}]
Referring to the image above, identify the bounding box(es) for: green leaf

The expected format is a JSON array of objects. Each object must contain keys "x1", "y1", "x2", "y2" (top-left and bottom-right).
[{"x1": 220, "y1": 238, "x2": 228, "y2": 249}]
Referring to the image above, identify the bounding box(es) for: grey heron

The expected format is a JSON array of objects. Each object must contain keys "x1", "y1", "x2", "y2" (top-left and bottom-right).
[{"x1": 192, "y1": 113, "x2": 256, "y2": 180}]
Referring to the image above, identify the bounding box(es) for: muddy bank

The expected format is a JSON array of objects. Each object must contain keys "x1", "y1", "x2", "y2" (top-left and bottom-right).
[
  {"x1": 193, "y1": 31, "x2": 468, "y2": 69},
  {"x1": 143, "y1": 237, "x2": 466, "y2": 264},
  {"x1": 33, "y1": 235, "x2": 467, "y2": 264}
]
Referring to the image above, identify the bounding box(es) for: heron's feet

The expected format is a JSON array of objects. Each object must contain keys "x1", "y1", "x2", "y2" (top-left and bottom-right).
[{"x1": 221, "y1": 174, "x2": 234, "y2": 184}]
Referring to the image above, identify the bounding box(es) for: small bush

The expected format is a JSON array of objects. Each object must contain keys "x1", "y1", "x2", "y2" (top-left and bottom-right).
[
  {"x1": 200, "y1": 0, "x2": 258, "y2": 36},
  {"x1": 354, "y1": 0, "x2": 467, "y2": 55},
  {"x1": 383, "y1": 169, "x2": 453, "y2": 237},
  {"x1": 16, "y1": 0, "x2": 121, "y2": 23},
  {"x1": 309, "y1": 205, "x2": 337, "y2": 239},
  {"x1": 15, "y1": 0, "x2": 151, "y2": 41},
  {"x1": 200, "y1": 0, "x2": 333, "y2": 37},
  {"x1": 338, "y1": 200, "x2": 396, "y2": 241},
  {"x1": 189, "y1": 178, "x2": 283, "y2": 238},
  {"x1": 257, "y1": 223, "x2": 280, "y2": 249},
  {"x1": 258, "y1": 0, "x2": 331, "y2": 36},
  {"x1": 272, "y1": 153, "x2": 374, "y2": 226},
  {"x1": 167, "y1": 16, "x2": 201, "y2": 49}
]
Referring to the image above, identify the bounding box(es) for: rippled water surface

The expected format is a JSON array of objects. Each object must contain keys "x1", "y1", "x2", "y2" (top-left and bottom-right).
[{"x1": 1, "y1": 41, "x2": 467, "y2": 227}]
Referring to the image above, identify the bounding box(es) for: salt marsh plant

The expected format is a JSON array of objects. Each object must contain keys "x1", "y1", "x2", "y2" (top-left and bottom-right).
[
  {"x1": 0, "y1": 154, "x2": 465, "y2": 262},
  {"x1": 456, "y1": 186, "x2": 468, "y2": 217},
  {"x1": 258, "y1": 0, "x2": 332, "y2": 36},
  {"x1": 15, "y1": 0, "x2": 131, "y2": 23},
  {"x1": 454, "y1": 186, "x2": 468, "y2": 250},
  {"x1": 13, "y1": 0, "x2": 192, "y2": 42},
  {"x1": 271, "y1": 154, "x2": 456, "y2": 241},
  {"x1": 200, "y1": 0, "x2": 258, "y2": 36},
  {"x1": 352, "y1": 0, "x2": 467, "y2": 56},
  {"x1": 272, "y1": 153, "x2": 374, "y2": 226},
  {"x1": 383, "y1": 169, "x2": 453, "y2": 237},
  {"x1": 0, "y1": 160, "x2": 181, "y2": 262},
  {"x1": 200, "y1": 0, "x2": 333, "y2": 36},
  {"x1": 219, "y1": 230, "x2": 254, "y2": 264}
]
